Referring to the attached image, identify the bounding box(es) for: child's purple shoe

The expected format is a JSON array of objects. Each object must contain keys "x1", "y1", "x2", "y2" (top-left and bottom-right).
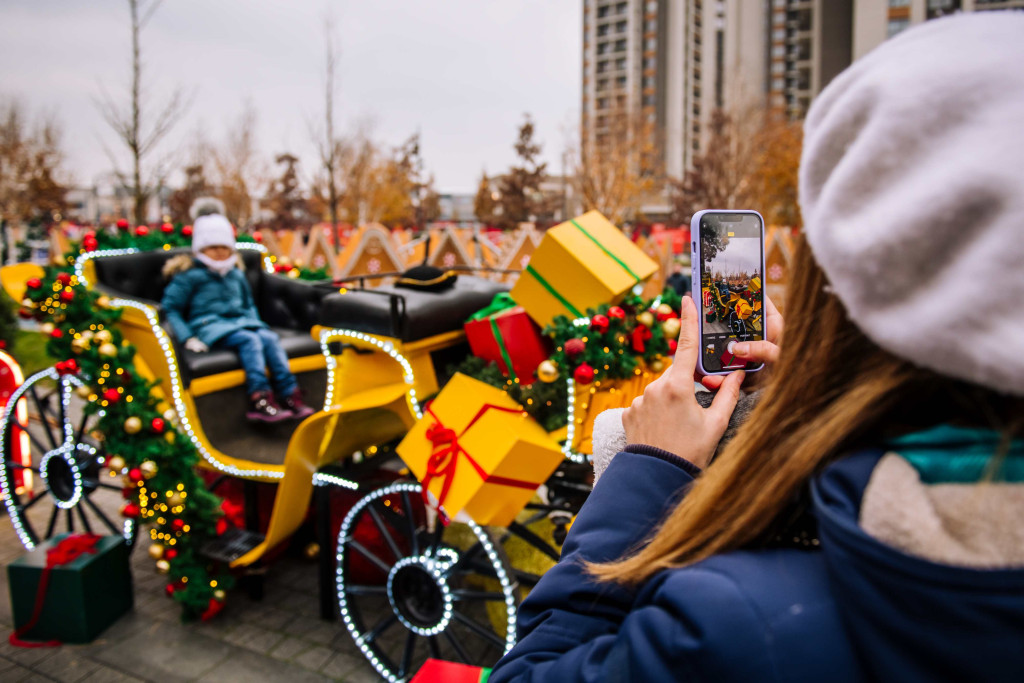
[
  {"x1": 279, "y1": 389, "x2": 315, "y2": 420},
  {"x1": 247, "y1": 391, "x2": 292, "y2": 423}
]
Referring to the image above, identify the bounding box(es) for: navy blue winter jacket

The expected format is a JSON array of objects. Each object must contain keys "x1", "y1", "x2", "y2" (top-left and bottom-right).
[{"x1": 490, "y1": 449, "x2": 1024, "y2": 682}]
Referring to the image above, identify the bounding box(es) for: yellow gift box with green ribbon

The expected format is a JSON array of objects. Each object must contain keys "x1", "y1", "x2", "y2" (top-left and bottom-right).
[{"x1": 511, "y1": 211, "x2": 659, "y2": 328}]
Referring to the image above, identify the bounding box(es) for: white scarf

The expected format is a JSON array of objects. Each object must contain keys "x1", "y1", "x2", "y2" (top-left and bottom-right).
[{"x1": 196, "y1": 252, "x2": 237, "y2": 277}]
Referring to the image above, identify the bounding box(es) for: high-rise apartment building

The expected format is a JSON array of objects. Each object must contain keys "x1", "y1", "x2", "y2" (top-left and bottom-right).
[{"x1": 581, "y1": 0, "x2": 720, "y2": 181}]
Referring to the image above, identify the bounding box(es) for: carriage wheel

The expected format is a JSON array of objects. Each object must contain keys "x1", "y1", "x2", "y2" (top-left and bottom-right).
[
  {"x1": 0, "y1": 368, "x2": 136, "y2": 551},
  {"x1": 336, "y1": 481, "x2": 519, "y2": 683}
]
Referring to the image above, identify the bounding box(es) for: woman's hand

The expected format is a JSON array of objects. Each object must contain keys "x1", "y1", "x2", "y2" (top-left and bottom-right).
[
  {"x1": 622, "y1": 296, "x2": 744, "y2": 470},
  {"x1": 700, "y1": 293, "x2": 783, "y2": 391}
]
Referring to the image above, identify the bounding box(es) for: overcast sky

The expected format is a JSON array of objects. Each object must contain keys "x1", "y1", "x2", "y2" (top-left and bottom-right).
[
  {"x1": 706, "y1": 237, "x2": 762, "y2": 277},
  {"x1": 0, "y1": 0, "x2": 581, "y2": 195}
]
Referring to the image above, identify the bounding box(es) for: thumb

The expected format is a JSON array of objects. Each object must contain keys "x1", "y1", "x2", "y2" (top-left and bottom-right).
[{"x1": 706, "y1": 370, "x2": 744, "y2": 427}]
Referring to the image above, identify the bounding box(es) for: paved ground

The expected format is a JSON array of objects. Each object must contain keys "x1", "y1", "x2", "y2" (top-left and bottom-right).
[{"x1": 0, "y1": 519, "x2": 384, "y2": 682}]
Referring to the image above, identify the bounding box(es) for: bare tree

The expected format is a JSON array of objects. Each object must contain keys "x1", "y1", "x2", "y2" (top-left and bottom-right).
[
  {"x1": 213, "y1": 103, "x2": 265, "y2": 228},
  {"x1": 311, "y1": 17, "x2": 343, "y2": 253},
  {"x1": 572, "y1": 105, "x2": 661, "y2": 225},
  {"x1": 96, "y1": 0, "x2": 190, "y2": 225},
  {"x1": 0, "y1": 100, "x2": 68, "y2": 231}
]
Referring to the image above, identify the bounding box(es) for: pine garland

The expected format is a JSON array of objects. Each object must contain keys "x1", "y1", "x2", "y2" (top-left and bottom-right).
[
  {"x1": 21, "y1": 228, "x2": 234, "y2": 621},
  {"x1": 454, "y1": 288, "x2": 685, "y2": 431}
]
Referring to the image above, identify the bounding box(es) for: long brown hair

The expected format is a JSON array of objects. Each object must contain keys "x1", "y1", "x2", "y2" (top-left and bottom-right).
[{"x1": 592, "y1": 234, "x2": 1024, "y2": 585}]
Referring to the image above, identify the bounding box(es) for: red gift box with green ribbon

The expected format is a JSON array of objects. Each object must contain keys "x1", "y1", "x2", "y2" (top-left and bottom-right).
[
  {"x1": 465, "y1": 293, "x2": 552, "y2": 385},
  {"x1": 411, "y1": 658, "x2": 491, "y2": 682}
]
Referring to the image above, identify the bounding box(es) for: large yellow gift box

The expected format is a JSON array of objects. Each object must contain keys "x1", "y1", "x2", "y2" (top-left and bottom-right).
[
  {"x1": 511, "y1": 211, "x2": 658, "y2": 328},
  {"x1": 396, "y1": 373, "x2": 563, "y2": 527}
]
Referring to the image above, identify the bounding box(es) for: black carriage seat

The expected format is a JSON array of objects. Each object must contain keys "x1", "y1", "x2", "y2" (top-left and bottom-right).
[
  {"x1": 318, "y1": 275, "x2": 508, "y2": 342},
  {"x1": 90, "y1": 248, "x2": 328, "y2": 385}
]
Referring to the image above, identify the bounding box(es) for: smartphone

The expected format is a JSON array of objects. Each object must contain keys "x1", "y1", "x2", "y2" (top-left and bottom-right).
[{"x1": 689, "y1": 210, "x2": 766, "y2": 376}]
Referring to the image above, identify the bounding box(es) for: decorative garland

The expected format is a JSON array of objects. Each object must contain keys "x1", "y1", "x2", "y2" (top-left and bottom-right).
[
  {"x1": 20, "y1": 220, "x2": 235, "y2": 621},
  {"x1": 453, "y1": 287, "x2": 684, "y2": 432}
]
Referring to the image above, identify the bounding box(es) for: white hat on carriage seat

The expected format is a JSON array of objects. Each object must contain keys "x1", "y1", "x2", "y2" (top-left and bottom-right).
[{"x1": 191, "y1": 214, "x2": 236, "y2": 254}]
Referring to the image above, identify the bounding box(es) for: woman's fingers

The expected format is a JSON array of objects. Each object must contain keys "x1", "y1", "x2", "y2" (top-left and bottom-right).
[
  {"x1": 763, "y1": 293, "x2": 784, "y2": 345},
  {"x1": 732, "y1": 340, "x2": 780, "y2": 364}
]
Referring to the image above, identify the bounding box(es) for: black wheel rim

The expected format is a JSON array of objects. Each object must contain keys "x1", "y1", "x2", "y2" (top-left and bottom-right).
[{"x1": 0, "y1": 368, "x2": 135, "y2": 550}]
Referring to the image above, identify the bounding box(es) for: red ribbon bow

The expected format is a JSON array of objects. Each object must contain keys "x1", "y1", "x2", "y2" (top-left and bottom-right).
[
  {"x1": 10, "y1": 534, "x2": 103, "y2": 648},
  {"x1": 420, "y1": 402, "x2": 539, "y2": 525}
]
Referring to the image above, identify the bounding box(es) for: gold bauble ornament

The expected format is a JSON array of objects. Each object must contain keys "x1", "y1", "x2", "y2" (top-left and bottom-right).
[
  {"x1": 155, "y1": 559, "x2": 170, "y2": 574},
  {"x1": 168, "y1": 492, "x2": 185, "y2": 507},
  {"x1": 537, "y1": 360, "x2": 559, "y2": 383},
  {"x1": 89, "y1": 429, "x2": 105, "y2": 443},
  {"x1": 96, "y1": 296, "x2": 111, "y2": 309},
  {"x1": 123, "y1": 416, "x2": 143, "y2": 434},
  {"x1": 93, "y1": 329, "x2": 113, "y2": 345},
  {"x1": 39, "y1": 322, "x2": 55, "y2": 335},
  {"x1": 98, "y1": 342, "x2": 118, "y2": 358},
  {"x1": 148, "y1": 543, "x2": 165, "y2": 560},
  {"x1": 21, "y1": 298, "x2": 33, "y2": 309},
  {"x1": 304, "y1": 542, "x2": 321, "y2": 560},
  {"x1": 287, "y1": 269, "x2": 300, "y2": 279},
  {"x1": 140, "y1": 461, "x2": 158, "y2": 479},
  {"x1": 71, "y1": 338, "x2": 89, "y2": 354},
  {"x1": 75, "y1": 385, "x2": 92, "y2": 399},
  {"x1": 661, "y1": 318, "x2": 681, "y2": 340},
  {"x1": 106, "y1": 455, "x2": 126, "y2": 472},
  {"x1": 650, "y1": 359, "x2": 665, "y2": 373},
  {"x1": 162, "y1": 408, "x2": 177, "y2": 423},
  {"x1": 637, "y1": 311, "x2": 655, "y2": 328},
  {"x1": 657, "y1": 303, "x2": 674, "y2": 316},
  {"x1": 80, "y1": 330, "x2": 94, "y2": 342},
  {"x1": 213, "y1": 589, "x2": 226, "y2": 602}
]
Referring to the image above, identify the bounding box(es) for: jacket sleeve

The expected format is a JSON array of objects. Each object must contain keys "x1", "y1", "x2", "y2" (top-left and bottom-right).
[
  {"x1": 490, "y1": 451, "x2": 705, "y2": 683},
  {"x1": 236, "y1": 272, "x2": 264, "y2": 323},
  {"x1": 160, "y1": 273, "x2": 195, "y2": 342}
]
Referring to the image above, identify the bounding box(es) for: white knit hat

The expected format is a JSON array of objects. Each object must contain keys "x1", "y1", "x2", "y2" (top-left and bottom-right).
[
  {"x1": 191, "y1": 214, "x2": 236, "y2": 255},
  {"x1": 800, "y1": 13, "x2": 1024, "y2": 396}
]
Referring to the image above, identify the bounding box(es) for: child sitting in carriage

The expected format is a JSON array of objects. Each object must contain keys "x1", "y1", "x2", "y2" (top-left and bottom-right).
[{"x1": 161, "y1": 214, "x2": 315, "y2": 423}]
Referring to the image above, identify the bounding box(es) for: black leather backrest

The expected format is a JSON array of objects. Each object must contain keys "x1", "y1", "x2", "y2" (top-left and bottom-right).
[{"x1": 90, "y1": 248, "x2": 323, "y2": 331}]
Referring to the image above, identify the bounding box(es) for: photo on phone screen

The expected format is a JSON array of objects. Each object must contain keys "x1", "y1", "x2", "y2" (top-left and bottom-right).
[{"x1": 697, "y1": 212, "x2": 765, "y2": 373}]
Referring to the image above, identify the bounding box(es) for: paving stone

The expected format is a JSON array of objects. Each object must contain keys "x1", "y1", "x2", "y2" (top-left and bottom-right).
[
  {"x1": 196, "y1": 648, "x2": 331, "y2": 683},
  {"x1": 8, "y1": 663, "x2": 54, "y2": 682},
  {"x1": 297, "y1": 621, "x2": 340, "y2": 647},
  {"x1": 77, "y1": 667, "x2": 146, "y2": 683},
  {"x1": 223, "y1": 623, "x2": 285, "y2": 654},
  {"x1": 319, "y1": 650, "x2": 367, "y2": 680},
  {"x1": 268, "y1": 636, "x2": 309, "y2": 661},
  {"x1": 23, "y1": 648, "x2": 102, "y2": 683},
  {"x1": 292, "y1": 644, "x2": 333, "y2": 672},
  {"x1": 89, "y1": 620, "x2": 234, "y2": 682}
]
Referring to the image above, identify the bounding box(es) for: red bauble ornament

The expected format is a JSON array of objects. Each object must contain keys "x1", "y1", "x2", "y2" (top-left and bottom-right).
[
  {"x1": 160, "y1": 222, "x2": 174, "y2": 234},
  {"x1": 274, "y1": 263, "x2": 291, "y2": 273},
  {"x1": 128, "y1": 467, "x2": 144, "y2": 483},
  {"x1": 0, "y1": 340, "x2": 6, "y2": 350},
  {"x1": 150, "y1": 417, "x2": 165, "y2": 434},
  {"x1": 590, "y1": 314, "x2": 610, "y2": 334},
  {"x1": 564, "y1": 338, "x2": 586, "y2": 359},
  {"x1": 55, "y1": 359, "x2": 79, "y2": 376},
  {"x1": 607, "y1": 306, "x2": 625, "y2": 320},
  {"x1": 83, "y1": 236, "x2": 98, "y2": 252},
  {"x1": 122, "y1": 486, "x2": 135, "y2": 499},
  {"x1": 573, "y1": 363, "x2": 595, "y2": 385},
  {"x1": 102, "y1": 388, "x2": 121, "y2": 403},
  {"x1": 252, "y1": 232, "x2": 263, "y2": 243},
  {"x1": 121, "y1": 502, "x2": 140, "y2": 518},
  {"x1": 171, "y1": 518, "x2": 186, "y2": 531},
  {"x1": 56, "y1": 273, "x2": 72, "y2": 285},
  {"x1": 18, "y1": 308, "x2": 33, "y2": 320},
  {"x1": 668, "y1": 339, "x2": 678, "y2": 354},
  {"x1": 135, "y1": 226, "x2": 149, "y2": 237},
  {"x1": 116, "y1": 218, "x2": 129, "y2": 230},
  {"x1": 182, "y1": 225, "x2": 193, "y2": 237},
  {"x1": 59, "y1": 290, "x2": 74, "y2": 302},
  {"x1": 656, "y1": 310, "x2": 678, "y2": 322},
  {"x1": 50, "y1": 328, "x2": 64, "y2": 338},
  {"x1": 200, "y1": 597, "x2": 226, "y2": 621},
  {"x1": 631, "y1": 325, "x2": 652, "y2": 353},
  {"x1": 164, "y1": 548, "x2": 178, "y2": 560},
  {"x1": 26, "y1": 277, "x2": 42, "y2": 290}
]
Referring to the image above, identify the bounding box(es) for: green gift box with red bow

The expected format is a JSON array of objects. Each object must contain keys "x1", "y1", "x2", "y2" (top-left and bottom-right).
[
  {"x1": 464, "y1": 293, "x2": 552, "y2": 385},
  {"x1": 7, "y1": 533, "x2": 133, "y2": 644}
]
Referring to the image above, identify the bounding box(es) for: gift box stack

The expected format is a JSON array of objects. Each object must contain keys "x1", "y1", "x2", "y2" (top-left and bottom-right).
[{"x1": 396, "y1": 373, "x2": 563, "y2": 527}]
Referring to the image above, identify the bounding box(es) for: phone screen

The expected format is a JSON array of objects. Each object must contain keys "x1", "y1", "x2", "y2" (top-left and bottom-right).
[{"x1": 698, "y1": 212, "x2": 765, "y2": 373}]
